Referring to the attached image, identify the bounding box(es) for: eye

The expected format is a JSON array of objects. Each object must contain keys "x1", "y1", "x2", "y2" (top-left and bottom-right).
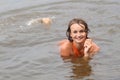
[
  {"x1": 73, "y1": 30, "x2": 77, "y2": 33},
  {"x1": 79, "y1": 30, "x2": 85, "y2": 33}
]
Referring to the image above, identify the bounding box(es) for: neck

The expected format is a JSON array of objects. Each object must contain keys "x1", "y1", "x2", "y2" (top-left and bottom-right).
[
  {"x1": 72, "y1": 41, "x2": 84, "y2": 57},
  {"x1": 73, "y1": 41, "x2": 84, "y2": 50}
]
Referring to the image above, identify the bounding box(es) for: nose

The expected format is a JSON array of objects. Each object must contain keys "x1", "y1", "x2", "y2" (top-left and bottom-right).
[{"x1": 77, "y1": 32, "x2": 82, "y2": 37}]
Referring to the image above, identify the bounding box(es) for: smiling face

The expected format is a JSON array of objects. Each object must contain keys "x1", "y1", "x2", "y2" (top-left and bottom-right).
[{"x1": 70, "y1": 23, "x2": 87, "y2": 44}]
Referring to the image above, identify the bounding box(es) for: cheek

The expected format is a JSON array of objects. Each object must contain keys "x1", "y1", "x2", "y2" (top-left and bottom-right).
[
  {"x1": 70, "y1": 33, "x2": 75, "y2": 38},
  {"x1": 83, "y1": 33, "x2": 87, "y2": 36}
]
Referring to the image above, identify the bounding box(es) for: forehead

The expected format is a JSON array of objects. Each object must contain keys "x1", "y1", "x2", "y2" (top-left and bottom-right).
[{"x1": 70, "y1": 23, "x2": 85, "y2": 30}]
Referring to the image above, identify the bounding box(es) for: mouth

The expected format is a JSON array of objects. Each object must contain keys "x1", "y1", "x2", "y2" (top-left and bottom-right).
[{"x1": 77, "y1": 36, "x2": 84, "y2": 40}]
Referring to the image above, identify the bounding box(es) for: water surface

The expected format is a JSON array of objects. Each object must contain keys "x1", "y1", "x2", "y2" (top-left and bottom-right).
[{"x1": 0, "y1": 0, "x2": 120, "y2": 80}]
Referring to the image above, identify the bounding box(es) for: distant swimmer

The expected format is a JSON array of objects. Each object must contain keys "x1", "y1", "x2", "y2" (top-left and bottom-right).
[
  {"x1": 27, "y1": 17, "x2": 52, "y2": 26},
  {"x1": 41, "y1": 18, "x2": 52, "y2": 24},
  {"x1": 58, "y1": 18, "x2": 100, "y2": 59}
]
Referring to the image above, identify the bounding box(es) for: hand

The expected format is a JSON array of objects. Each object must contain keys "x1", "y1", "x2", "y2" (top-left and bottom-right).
[{"x1": 84, "y1": 39, "x2": 92, "y2": 57}]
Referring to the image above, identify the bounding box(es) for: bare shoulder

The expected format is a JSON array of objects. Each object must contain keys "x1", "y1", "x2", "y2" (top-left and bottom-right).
[
  {"x1": 59, "y1": 39, "x2": 70, "y2": 46},
  {"x1": 89, "y1": 40, "x2": 100, "y2": 55},
  {"x1": 92, "y1": 42, "x2": 100, "y2": 52},
  {"x1": 58, "y1": 39, "x2": 72, "y2": 49},
  {"x1": 58, "y1": 39, "x2": 72, "y2": 57}
]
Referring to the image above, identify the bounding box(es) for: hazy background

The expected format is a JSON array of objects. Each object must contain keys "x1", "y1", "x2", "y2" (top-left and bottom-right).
[{"x1": 0, "y1": 0, "x2": 120, "y2": 80}]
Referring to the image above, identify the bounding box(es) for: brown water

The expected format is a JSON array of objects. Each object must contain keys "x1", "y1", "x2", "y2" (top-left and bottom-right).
[{"x1": 0, "y1": 0, "x2": 120, "y2": 80}]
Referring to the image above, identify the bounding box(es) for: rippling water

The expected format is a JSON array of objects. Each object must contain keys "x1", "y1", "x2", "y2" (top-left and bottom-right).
[{"x1": 0, "y1": 0, "x2": 120, "y2": 80}]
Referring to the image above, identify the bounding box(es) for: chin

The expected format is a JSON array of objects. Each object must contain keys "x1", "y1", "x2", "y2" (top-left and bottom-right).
[
  {"x1": 75, "y1": 40, "x2": 83, "y2": 44},
  {"x1": 75, "y1": 39, "x2": 85, "y2": 44}
]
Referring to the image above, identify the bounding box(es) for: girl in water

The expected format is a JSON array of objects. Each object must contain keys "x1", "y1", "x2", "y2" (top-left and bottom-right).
[{"x1": 59, "y1": 18, "x2": 100, "y2": 58}]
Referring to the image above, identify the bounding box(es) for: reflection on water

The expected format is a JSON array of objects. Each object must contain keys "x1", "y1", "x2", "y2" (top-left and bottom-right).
[{"x1": 62, "y1": 57, "x2": 92, "y2": 80}]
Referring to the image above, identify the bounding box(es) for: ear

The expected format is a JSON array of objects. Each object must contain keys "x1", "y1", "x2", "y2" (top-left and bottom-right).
[{"x1": 86, "y1": 32, "x2": 88, "y2": 38}]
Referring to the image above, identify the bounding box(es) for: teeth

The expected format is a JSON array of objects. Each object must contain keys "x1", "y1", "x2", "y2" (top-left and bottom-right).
[
  {"x1": 77, "y1": 38, "x2": 82, "y2": 40},
  {"x1": 78, "y1": 37, "x2": 83, "y2": 39}
]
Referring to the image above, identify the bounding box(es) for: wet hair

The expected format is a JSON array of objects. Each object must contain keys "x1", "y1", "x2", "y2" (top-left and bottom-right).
[{"x1": 66, "y1": 18, "x2": 90, "y2": 42}]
